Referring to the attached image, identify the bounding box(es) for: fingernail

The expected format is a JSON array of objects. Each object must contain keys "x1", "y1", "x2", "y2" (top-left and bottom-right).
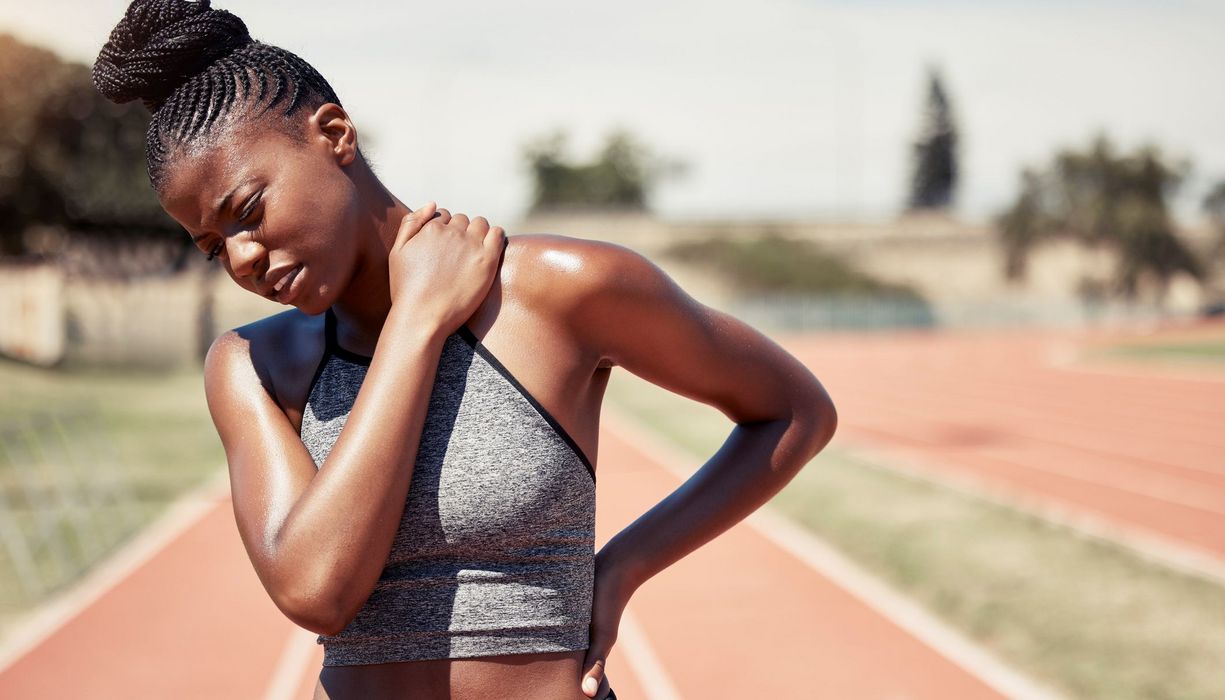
[{"x1": 583, "y1": 676, "x2": 597, "y2": 694}]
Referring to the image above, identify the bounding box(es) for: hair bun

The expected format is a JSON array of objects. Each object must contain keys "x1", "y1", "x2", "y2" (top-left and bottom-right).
[{"x1": 93, "y1": 0, "x2": 252, "y2": 111}]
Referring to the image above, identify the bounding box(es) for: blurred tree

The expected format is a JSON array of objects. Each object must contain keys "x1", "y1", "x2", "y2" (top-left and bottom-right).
[
  {"x1": 906, "y1": 67, "x2": 958, "y2": 211},
  {"x1": 996, "y1": 134, "x2": 1204, "y2": 302},
  {"x1": 1205, "y1": 179, "x2": 1225, "y2": 261},
  {"x1": 0, "y1": 33, "x2": 181, "y2": 261},
  {"x1": 522, "y1": 127, "x2": 686, "y2": 214},
  {"x1": 663, "y1": 231, "x2": 927, "y2": 301}
]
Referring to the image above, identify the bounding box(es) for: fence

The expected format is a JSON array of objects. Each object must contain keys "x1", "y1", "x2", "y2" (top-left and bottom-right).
[{"x1": 727, "y1": 293, "x2": 1192, "y2": 334}]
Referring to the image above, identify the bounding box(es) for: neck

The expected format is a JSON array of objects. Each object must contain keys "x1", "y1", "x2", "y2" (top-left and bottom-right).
[{"x1": 330, "y1": 166, "x2": 411, "y2": 345}]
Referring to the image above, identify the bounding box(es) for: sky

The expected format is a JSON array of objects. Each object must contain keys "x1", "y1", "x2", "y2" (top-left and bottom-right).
[{"x1": 3, "y1": 0, "x2": 1223, "y2": 227}]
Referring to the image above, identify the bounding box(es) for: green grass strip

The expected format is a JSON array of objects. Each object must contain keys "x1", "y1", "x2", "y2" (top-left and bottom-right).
[
  {"x1": 1094, "y1": 340, "x2": 1225, "y2": 364},
  {"x1": 0, "y1": 359, "x2": 223, "y2": 633}
]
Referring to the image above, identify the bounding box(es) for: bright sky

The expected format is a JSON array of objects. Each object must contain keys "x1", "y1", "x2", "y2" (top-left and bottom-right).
[{"x1": 3, "y1": 0, "x2": 1223, "y2": 226}]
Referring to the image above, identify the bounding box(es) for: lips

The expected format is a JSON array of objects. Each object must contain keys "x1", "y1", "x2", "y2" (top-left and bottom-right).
[
  {"x1": 274, "y1": 265, "x2": 303, "y2": 304},
  {"x1": 260, "y1": 264, "x2": 301, "y2": 305}
]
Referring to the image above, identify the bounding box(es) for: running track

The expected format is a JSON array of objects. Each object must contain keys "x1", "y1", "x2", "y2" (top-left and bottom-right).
[
  {"x1": 0, "y1": 393, "x2": 1053, "y2": 698},
  {"x1": 781, "y1": 319, "x2": 1225, "y2": 580}
]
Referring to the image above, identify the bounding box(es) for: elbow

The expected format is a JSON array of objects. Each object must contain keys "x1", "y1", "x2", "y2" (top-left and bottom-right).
[
  {"x1": 274, "y1": 578, "x2": 349, "y2": 637},
  {"x1": 793, "y1": 383, "x2": 838, "y2": 459}
]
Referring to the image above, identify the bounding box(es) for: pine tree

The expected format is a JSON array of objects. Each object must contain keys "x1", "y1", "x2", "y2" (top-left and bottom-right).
[{"x1": 906, "y1": 67, "x2": 958, "y2": 211}]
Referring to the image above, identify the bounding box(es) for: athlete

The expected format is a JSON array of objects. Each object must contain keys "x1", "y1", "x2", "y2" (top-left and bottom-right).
[{"x1": 92, "y1": 1, "x2": 838, "y2": 698}]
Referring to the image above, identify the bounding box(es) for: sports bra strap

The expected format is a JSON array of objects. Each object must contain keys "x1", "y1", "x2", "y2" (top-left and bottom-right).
[{"x1": 323, "y1": 306, "x2": 339, "y2": 353}]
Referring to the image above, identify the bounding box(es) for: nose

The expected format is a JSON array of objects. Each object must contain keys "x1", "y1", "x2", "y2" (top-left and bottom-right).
[{"x1": 226, "y1": 231, "x2": 268, "y2": 281}]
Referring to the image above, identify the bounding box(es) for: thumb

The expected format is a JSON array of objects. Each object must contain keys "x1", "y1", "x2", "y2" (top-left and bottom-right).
[{"x1": 581, "y1": 655, "x2": 606, "y2": 698}]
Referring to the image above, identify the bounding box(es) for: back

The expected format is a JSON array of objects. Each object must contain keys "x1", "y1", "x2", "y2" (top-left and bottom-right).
[{"x1": 300, "y1": 307, "x2": 597, "y2": 666}]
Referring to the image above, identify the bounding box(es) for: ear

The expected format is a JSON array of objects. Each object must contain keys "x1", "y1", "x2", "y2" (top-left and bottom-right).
[{"x1": 308, "y1": 102, "x2": 358, "y2": 167}]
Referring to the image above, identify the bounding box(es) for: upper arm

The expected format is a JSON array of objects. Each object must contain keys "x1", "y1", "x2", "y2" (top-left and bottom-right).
[
  {"x1": 562, "y1": 240, "x2": 837, "y2": 441},
  {"x1": 203, "y1": 328, "x2": 325, "y2": 628}
]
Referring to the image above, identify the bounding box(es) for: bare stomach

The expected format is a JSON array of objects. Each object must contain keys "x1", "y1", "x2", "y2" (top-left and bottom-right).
[{"x1": 313, "y1": 649, "x2": 603, "y2": 700}]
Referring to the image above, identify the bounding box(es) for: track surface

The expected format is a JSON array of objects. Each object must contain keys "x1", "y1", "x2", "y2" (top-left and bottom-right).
[
  {"x1": 0, "y1": 398, "x2": 1020, "y2": 698},
  {"x1": 781, "y1": 320, "x2": 1225, "y2": 567},
  {"x1": 15, "y1": 317, "x2": 1202, "y2": 697}
]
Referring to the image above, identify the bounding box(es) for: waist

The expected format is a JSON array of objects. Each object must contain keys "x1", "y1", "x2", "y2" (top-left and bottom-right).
[
  {"x1": 319, "y1": 557, "x2": 595, "y2": 666},
  {"x1": 315, "y1": 648, "x2": 593, "y2": 699}
]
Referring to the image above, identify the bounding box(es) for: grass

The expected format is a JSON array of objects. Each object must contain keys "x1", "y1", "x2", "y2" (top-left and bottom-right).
[
  {"x1": 0, "y1": 358, "x2": 223, "y2": 635},
  {"x1": 1092, "y1": 340, "x2": 1225, "y2": 365},
  {"x1": 603, "y1": 368, "x2": 1225, "y2": 700}
]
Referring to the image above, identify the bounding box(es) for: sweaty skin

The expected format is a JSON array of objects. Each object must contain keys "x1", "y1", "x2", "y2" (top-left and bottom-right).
[{"x1": 159, "y1": 102, "x2": 837, "y2": 700}]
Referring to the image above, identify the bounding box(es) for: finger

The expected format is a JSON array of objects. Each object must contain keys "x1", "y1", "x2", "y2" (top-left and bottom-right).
[
  {"x1": 489, "y1": 226, "x2": 507, "y2": 250},
  {"x1": 595, "y1": 674, "x2": 613, "y2": 700},
  {"x1": 395, "y1": 201, "x2": 437, "y2": 246},
  {"x1": 469, "y1": 215, "x2": 490, "y2": 234},
  {"x1": 581, "y1": 657, "x2": 605, "y2": 698}
]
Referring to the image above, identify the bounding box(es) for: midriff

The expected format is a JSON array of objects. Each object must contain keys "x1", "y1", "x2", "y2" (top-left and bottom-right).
[{"x1": 313, "y1": 648, "x2": 600, "y2": 700}]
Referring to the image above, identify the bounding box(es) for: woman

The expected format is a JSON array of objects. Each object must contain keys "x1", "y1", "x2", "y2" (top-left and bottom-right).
[{"x1": 93, "y1": 1, "x2": 837, "y2": 698}]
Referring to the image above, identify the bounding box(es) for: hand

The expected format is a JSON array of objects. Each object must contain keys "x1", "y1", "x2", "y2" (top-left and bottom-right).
[
  {"x1": 387, "y1": 202, "x2": 507, "y2": 335},
  {"x1": 580, "y1": 551, "x2": 637, "y2": 699}
]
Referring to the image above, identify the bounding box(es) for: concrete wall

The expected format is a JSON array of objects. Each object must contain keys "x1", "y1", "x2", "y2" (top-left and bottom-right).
[{"x1": 0, "y1": 264, "x2": 65, "y2": 366}]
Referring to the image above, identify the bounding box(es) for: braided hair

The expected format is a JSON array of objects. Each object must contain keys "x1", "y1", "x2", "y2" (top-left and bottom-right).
[{"x1": 92, "y1": 0, "x2": 355, "y2": 191}]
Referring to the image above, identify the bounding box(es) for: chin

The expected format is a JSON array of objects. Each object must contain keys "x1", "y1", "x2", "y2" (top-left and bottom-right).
[{"x1": 296, "y1": 295, "x2": 327, "y2": 317}]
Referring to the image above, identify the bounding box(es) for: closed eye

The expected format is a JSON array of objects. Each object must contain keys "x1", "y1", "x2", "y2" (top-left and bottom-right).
[{"x1": 239, "y1": 193, "x2": 262, "y2": 224}]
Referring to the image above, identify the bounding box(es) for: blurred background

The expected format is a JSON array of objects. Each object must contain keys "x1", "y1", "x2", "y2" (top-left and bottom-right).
[{"x1": 1, "y1": 1, "x2": 1223, "y2": 698}]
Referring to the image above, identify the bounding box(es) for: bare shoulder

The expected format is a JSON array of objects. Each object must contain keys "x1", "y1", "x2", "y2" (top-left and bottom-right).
[
  {"x1": 502, "y1": 232, "x2": 665, "y2": 319},
  {"x1": 505, "y1": 232, "x2": 833, "y2": 429},
  {"x1": 204, "y1": 309, "x2": 325, "y2": 416}
]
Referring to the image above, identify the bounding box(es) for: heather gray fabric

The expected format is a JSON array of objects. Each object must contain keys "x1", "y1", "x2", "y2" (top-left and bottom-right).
[{"x1": 299, "y1": 307, "x2": 597, "y2": 666}]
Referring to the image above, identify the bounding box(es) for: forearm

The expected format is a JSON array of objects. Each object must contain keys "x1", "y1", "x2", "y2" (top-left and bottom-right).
[
  {"x1": 599, "y1": 411, "x2": 832, "y2": 594},
  {"x1": 275, "y1": 307, "x2": 448, "y2": 630}
]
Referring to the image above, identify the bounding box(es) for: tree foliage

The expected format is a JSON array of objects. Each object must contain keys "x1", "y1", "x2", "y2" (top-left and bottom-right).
[
  {"x1": 996, "y1": 134, "x2": 1204, "y2": 301},
  {"x1": 1205, "y1": 179, "x2": 1225, "y2": 261},
  {"x1": 0, "y1": 33, "x2": 180, "y2": 257},
  {"x1": 521, "y1": 127, "x2": 686, "y2": 214},
  {"x1": 906, "y1": 67, "x2": 958, "y2": 211},
  {"x1": 663, "y1": 231, "x2": 926, "y2": 300}
]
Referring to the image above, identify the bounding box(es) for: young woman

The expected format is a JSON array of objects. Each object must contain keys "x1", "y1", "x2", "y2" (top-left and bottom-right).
[{"x1": 93, "y1": 1, "x2": 837, "y2": 698}]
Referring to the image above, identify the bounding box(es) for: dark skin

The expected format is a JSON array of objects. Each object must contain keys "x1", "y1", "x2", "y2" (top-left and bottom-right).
[{"x1": 158, "y1": 102, "x2": 838, "y2": 700}]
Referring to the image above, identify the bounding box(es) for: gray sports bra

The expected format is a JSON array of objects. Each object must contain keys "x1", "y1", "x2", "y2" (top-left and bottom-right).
[{"x1": 298, "y1": 307, "x2": 597, "y2": 666}]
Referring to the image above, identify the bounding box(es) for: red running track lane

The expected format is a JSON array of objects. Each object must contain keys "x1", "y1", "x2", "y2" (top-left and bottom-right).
[
  {"x1": 580, "y1": 410, "x2": 1004, "y2": 699},
  {"x1": 778, "y1": 319, "x2": 1225, "y2": 566},
  {"x1": 0, "y1": 483, "x2": 296, "y2": 700},
  {"x1": 0, "y1": 412, "x2": 1011, "y2": 698}
]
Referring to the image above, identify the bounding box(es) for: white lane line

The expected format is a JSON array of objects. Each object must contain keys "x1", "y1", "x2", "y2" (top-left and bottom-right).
[
  {"x1": 601, "y1": 405, "x2": 1066, "y2": 700},
  {"x1": 617, "y1": 607, "x2": 684, "y2": 700},
  {"x1": 262, "y1": 626, "x2": 320, "y2": 700},
  {"x1": 0, "y1": 468, "x2": 231, "y2": 675}
]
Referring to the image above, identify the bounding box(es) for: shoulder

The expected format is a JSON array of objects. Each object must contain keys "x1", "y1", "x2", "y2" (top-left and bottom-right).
[
  {"x1": 502, "y1": 231, "x2": 702, "y2": 368},
  {"x1": 503, "y1": 232, "x2": 672, "y2": 322},
  {"x1": 204, "y1": 308, "x2": 324, "y2": 413},
  {"x1": 504, "y1": 232, "x2": 833, "y2": 427}
]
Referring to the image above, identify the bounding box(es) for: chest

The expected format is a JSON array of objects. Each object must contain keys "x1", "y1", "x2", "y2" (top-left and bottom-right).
[{"x1": 298, "y1": 330, "x2": 596, "y2": 557}]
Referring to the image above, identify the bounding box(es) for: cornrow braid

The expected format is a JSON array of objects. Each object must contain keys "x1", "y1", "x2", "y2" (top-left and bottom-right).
[{"x1": 92, "y1": 0, "x2": 347, "y2": 190}]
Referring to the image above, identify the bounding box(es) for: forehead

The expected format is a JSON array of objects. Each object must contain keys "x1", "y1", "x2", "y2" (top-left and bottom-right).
[{"x1": 158, "y1": 122, "x2": 300, "y2": 234}]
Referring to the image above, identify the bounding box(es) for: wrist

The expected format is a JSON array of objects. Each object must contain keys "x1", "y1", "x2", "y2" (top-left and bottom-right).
[
  {"x1": 386, "y1": 302, "x2": 450, "y2": 344},
  {"x1": 595, "y1": 539, "x2": 648, "y2": 601}
]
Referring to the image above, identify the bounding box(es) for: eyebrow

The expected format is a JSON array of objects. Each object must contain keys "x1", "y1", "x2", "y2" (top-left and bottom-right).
[{"x1": 190, "y1": 178, "x2": 257, "y2": 243}]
